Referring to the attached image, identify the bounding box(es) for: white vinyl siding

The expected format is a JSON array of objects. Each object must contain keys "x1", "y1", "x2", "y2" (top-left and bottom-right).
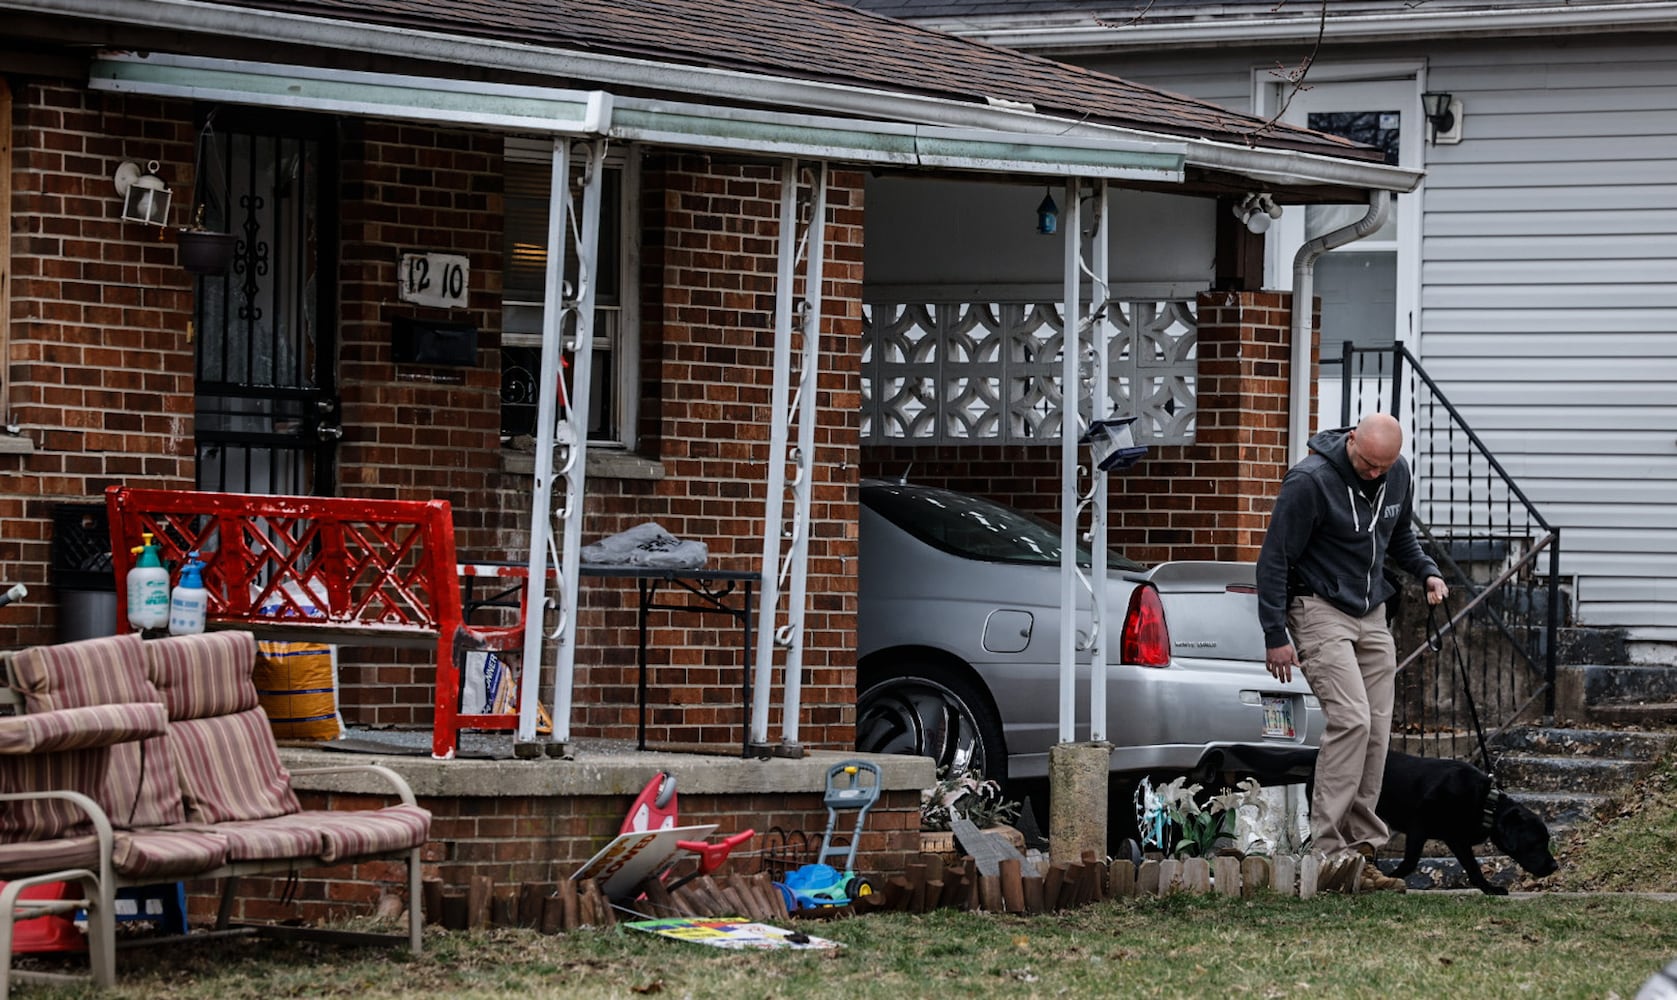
[
  {"x1": 1420, "y1": 38, "x2": 1677, "y2": 639},
  {"x1": 1077, "y1": 34, "x2": 1677, "y2": 641}
]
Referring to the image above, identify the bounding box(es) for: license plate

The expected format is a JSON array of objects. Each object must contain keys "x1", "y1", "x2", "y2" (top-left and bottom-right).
[{"x1": 1261, "y1": 696, "x2": 1295, "y2": 738}]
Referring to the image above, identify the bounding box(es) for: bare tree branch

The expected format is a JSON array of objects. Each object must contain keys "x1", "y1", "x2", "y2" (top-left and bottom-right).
[{"x1": 1237, "y1": 0, "x2": 1329, "y2": 146}]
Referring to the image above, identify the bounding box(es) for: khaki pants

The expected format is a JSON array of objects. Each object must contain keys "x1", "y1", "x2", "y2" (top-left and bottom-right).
[{"x1": 1288, "y1": 595, "x2": 1397, "y2": 856}]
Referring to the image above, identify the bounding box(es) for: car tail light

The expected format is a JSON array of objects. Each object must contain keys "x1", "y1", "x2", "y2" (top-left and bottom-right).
[{"x1": 1120, "y1": 584, "x2": 1171, "y2": 667}]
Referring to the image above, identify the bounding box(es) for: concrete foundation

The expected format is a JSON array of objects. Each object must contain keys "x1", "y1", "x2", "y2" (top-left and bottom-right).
[
  {"x1": 1048, "y1": 741, "x2": 1111, "y2": 865},
  {"x1": 184, "y1": 739, "x2": 934, "y2": 929}
]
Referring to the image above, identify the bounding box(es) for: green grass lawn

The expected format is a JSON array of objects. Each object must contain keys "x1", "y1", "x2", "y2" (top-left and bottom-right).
[
  {"x1": 17, "y1": 892, "x2": 1677, "y2": 1000},
  {"x1": 17, "y1": 748, "x2": 1677, "y2": 1000}
]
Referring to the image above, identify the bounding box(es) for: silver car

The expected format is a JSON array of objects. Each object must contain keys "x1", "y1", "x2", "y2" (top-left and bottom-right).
[{"x1": 856, "y1": 479, "x2": 1323, "y2": 784}]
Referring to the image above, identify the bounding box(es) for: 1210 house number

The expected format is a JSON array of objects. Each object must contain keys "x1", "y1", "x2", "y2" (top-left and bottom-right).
[{"x1": 398, "y1": 252, "x2": 469, "y2": 309}]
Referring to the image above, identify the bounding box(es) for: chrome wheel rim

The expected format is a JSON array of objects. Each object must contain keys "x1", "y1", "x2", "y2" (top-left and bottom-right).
[{"x1": 857, "y1": 678, "x2": 987, "y2": 777}]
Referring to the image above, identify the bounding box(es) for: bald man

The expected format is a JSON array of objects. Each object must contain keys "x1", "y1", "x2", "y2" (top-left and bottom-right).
[{"x1": 1256, "y1": 413, "x2": 1449, "y2": 893}]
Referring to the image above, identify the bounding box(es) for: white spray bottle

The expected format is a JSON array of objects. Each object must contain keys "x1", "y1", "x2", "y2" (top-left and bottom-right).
[
  {"x1": 126, "y1": 532, "x2": 170, "y2": 630},
  {"x1": 168, "y1": 550, "x2": 208, "y2": 636}
]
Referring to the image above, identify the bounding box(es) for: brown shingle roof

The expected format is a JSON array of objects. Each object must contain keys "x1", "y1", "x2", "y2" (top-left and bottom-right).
[{"x1": 199, "y1": 0, "x2": 1379, "y2": 161}]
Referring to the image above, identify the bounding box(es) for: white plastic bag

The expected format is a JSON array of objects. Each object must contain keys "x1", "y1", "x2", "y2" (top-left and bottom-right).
[
  {"x1": 461, "y1": 649, "x2": 516, "y2": 715},
  {"x1": 580, "y1": 522, "x2": 708, "y2": 569}
]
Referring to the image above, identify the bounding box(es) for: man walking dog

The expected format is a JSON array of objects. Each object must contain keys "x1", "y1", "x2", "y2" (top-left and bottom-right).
[{"x1": 1257, "y1": 413, "x2": 1449, "y2": 893}]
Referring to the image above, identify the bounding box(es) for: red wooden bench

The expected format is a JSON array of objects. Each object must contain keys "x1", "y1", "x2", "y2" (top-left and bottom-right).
[{"x1": 104, "y1": 486, "x2": 524, "y2": 758}]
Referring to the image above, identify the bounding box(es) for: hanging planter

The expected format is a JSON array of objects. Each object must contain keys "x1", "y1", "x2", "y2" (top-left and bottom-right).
[
  {"x1": 176, "y1": 223, "x2": 237, "y2": 275},
  {"x1": 177, "y1": 112, "x2": 235, "y2": 276}
]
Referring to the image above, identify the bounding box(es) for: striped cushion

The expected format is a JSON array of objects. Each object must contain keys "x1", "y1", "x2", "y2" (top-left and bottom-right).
[
  {"x1": 0, "y1": 703, "x2": 165, "y2": 755},
  {"x1": 0, "y1": 834, "x2": 101, "y2": 878},
  {"x1": 197, "y1": 817, "x2": 324, "y2": 862},
  {"x1": 170, "y1": 709, "x2": 299, "y2": 823},
  {"x1": 0, "y1": 746, "x2": 107, "y2": 842},
  {"x1": 106, "y1": 729, "x2": 186, "y2": 831},
  {"x1": 306, "y1": 805, "x2": 432, "y2": 863},
  {"x1": 145, "y1": 631, "x2": 261, "y2": 721},
  {"x1": 111, "y1": 827, "x2": 227, "y2": 879},
  {"x1": 8, "y1": 635, "x2": 183, "y2": 830},
  {"x1": 10, "y1": 632, "x2": 152, "y2": 712}
]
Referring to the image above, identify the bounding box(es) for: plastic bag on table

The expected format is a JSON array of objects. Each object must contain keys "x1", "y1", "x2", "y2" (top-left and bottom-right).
[{"x1": 580, "y1": 522, "x2": 707, "y2": 569}]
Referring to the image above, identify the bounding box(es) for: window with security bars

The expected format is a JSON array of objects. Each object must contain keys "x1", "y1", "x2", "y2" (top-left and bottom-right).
[{"x1": 500, "y1": 141, "x2": 636, "y2": 449}]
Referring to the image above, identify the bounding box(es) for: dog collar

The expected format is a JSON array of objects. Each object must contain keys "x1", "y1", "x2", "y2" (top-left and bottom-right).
[{"x1": 1481, "y1": 787, "x2": 1503, "y2": 838}]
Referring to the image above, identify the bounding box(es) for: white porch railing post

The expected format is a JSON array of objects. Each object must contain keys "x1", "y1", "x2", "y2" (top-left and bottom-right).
[
  {"x1": 515, "y1": 138, "x2": 605, "y2": 758},
  {"x1": 778, "y1": 161, "x2": 827, "y2": 750},
  {"x1": 1058, "y1": 178, "x2": 1082, "y2": 746},
  {"x1": 1088, "y1": 180, "x2": 1111, "y2": 743},
  {"x1": 749, "y1": 158, "x2": 802, "y2": 753},
  {"x1": 513, "y1": 138, "x2": 572, "y2": 756}
]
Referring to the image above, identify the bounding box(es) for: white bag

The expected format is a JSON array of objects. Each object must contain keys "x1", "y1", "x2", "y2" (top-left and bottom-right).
[{"x1": 580, "y1": 522, "x2": 708, "y2": 569}]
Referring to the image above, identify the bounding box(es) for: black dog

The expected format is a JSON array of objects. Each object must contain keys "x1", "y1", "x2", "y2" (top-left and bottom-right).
[{"x1": 1376, "y1": 750, "x2": 1558, "y2": 895}]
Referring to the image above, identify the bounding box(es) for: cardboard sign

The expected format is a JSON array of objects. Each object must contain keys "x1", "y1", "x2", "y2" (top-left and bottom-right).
[
  {"x1": 952, "y1": 817, "x2": 1025, "y2": 877},
  {"x1": 625, "y1": 917, "x2": 841, "y2": 950},
  {"x1": 571, "y1": 824, "x2": 716, "y2": 900}
]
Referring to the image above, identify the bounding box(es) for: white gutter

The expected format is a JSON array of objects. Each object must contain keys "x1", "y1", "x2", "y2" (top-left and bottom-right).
[
  {"x1": 91, "y1": 52, "x2": 1187, "y2": 182},
  {"x1": 914, "y1": 2, "x2": 1677, "y2": 54},
  {"x1": 42, "y1": 0, "x2": 1418, "y2": 194},
  {"x1": 1288, "y1": 191, "x2": 1391, "y2": 463}
]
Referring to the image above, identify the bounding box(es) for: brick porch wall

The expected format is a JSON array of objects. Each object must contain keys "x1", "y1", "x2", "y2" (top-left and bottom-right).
[
  {"x1": 1, "y1": 83, "x2": 198, "y2": 647},
  {"x1": 514, "y1": 154, "x2": 866, "y2": 753},
  {"x1": 858, "y1": 289, "x2": 1314, "y2": 564},
  {"x1": 204, "y1": 785, "x2": 920, "y2": 927},
  {"x1": 2, "y1": 78, "x2": 864, "y2": 751}
]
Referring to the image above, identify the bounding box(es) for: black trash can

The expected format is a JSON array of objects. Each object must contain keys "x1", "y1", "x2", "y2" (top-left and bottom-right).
[{"x1": 53, "y1": 504, "x2": 118, "y2": 642}]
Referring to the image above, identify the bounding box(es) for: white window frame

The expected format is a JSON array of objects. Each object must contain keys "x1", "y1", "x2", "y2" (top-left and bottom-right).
[
  {"x1": 502, "y1": 137, "x2": 640, "y2": 451},
  {"x1": 1253, "y1": 62, "x2": 1426, "y2": 357}
]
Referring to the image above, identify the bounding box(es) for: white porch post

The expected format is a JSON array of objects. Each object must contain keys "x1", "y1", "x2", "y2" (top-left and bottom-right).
[
  {"x1": 514, "y1": 138, "x2": 606, "y2": 757},
  {"x1": 1057, "y1": 178, "x2": 1083, "y2": 745},
  {"x1": 1087, "y1": 179, "x2": 1111, "y2": 743},
  {"x1": 1049, "y1": 178, "x2": 1113, "y2": 864},
  {"x1": 749, "y1": 159, "x2": 826, "y2": 757}
]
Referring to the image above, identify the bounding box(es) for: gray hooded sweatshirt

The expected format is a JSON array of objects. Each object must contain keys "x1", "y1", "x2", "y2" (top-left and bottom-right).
[{"x1": 1256, "y1": 426, "x2": 1442, "y2": 650}]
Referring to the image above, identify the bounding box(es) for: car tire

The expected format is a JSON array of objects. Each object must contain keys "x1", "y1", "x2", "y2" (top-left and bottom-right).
[{"x1": 856, "y1": 667, "x2": 1006, "y2": 783}]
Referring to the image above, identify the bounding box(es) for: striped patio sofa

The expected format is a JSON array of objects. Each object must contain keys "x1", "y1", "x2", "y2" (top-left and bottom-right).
[{"x1": 0, "y1": 631, "x2": 430, "y2": 996}]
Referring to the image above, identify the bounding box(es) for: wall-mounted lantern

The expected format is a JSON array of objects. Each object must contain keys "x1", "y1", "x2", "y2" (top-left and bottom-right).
[
  {"x1": 1422, "y1": 91, "x2": 1464, "y2": 145},
  {"x1": 114, "y1": 160, "x2": 172, "y2": 227}
]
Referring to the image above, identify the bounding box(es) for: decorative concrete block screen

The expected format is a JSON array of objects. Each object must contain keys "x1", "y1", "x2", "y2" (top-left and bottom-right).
[{"x1": 861, "y1": 298, "x2": 1198, "y2": 446}]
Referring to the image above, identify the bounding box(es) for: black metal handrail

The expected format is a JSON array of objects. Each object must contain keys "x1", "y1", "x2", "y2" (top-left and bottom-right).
[{"x1": 1325, "y1": 342, "x2": 1561, "y2": 764}]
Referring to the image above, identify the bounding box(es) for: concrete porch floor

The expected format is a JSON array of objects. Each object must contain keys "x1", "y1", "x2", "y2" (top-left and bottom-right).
[{"x1": 278, "y1": 726, "x2": 932, "y2": 804}]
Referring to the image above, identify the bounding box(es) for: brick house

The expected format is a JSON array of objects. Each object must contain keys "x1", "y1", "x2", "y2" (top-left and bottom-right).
[{"x1": 0, "y1": 0, "x2": 1418, "y2": 909}]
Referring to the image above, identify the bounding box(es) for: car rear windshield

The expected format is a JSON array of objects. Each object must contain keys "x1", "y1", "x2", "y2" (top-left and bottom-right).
[{"x1": 862, "y1": 483, "x2": 1146, "y2": 571}]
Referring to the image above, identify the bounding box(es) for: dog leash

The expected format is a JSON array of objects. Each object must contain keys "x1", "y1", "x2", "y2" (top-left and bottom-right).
[{"x1": 1426, "y1": 600, "x2": 1501, "y2": 786}]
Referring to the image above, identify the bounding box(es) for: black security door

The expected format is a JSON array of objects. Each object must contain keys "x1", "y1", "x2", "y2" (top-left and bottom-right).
[{"x1": 193, "y1": 109, "x2": 339, "y2": 495}]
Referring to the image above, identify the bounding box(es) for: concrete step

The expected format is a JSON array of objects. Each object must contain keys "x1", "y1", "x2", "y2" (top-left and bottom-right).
[
  {"x1": 1495, "y1": 725, "x2": 1677, "y2": 761},
  {"x1": 1493, "y1": 753, "x2": 1651, "y2": 795},
  {"x1": 1557, "y1": 663, "x2": 1677, "y2": 726},
  {"x1": 1581, "y1": 702, "x2": 1677, "y2": 728},
  {"x1": 1573, "y1": 664, "x2": 1677, "y2": 703},
  {"x1": 1503, "y1": 789, "x2": 1613, "y2": 834}
]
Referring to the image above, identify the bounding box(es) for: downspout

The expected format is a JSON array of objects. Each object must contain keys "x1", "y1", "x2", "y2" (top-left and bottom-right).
[{"x1": 1288, "y1": 190, "x2": 1392, "y2": 463}]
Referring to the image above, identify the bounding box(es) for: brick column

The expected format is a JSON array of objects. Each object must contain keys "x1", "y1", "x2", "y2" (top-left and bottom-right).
[{"x1": 1189, "y1": 288, "x2": 1316, "y2": 561}]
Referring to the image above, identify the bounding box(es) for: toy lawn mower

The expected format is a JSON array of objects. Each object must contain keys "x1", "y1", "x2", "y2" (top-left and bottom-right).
[{"x1": 774, "y1": 761, "x2": 881, "y2": 912}]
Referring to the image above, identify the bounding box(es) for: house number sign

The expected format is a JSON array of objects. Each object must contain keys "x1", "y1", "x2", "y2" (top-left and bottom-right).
[{"x1": 398, "y1": 252, "x2": 469, "y2": 309}]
